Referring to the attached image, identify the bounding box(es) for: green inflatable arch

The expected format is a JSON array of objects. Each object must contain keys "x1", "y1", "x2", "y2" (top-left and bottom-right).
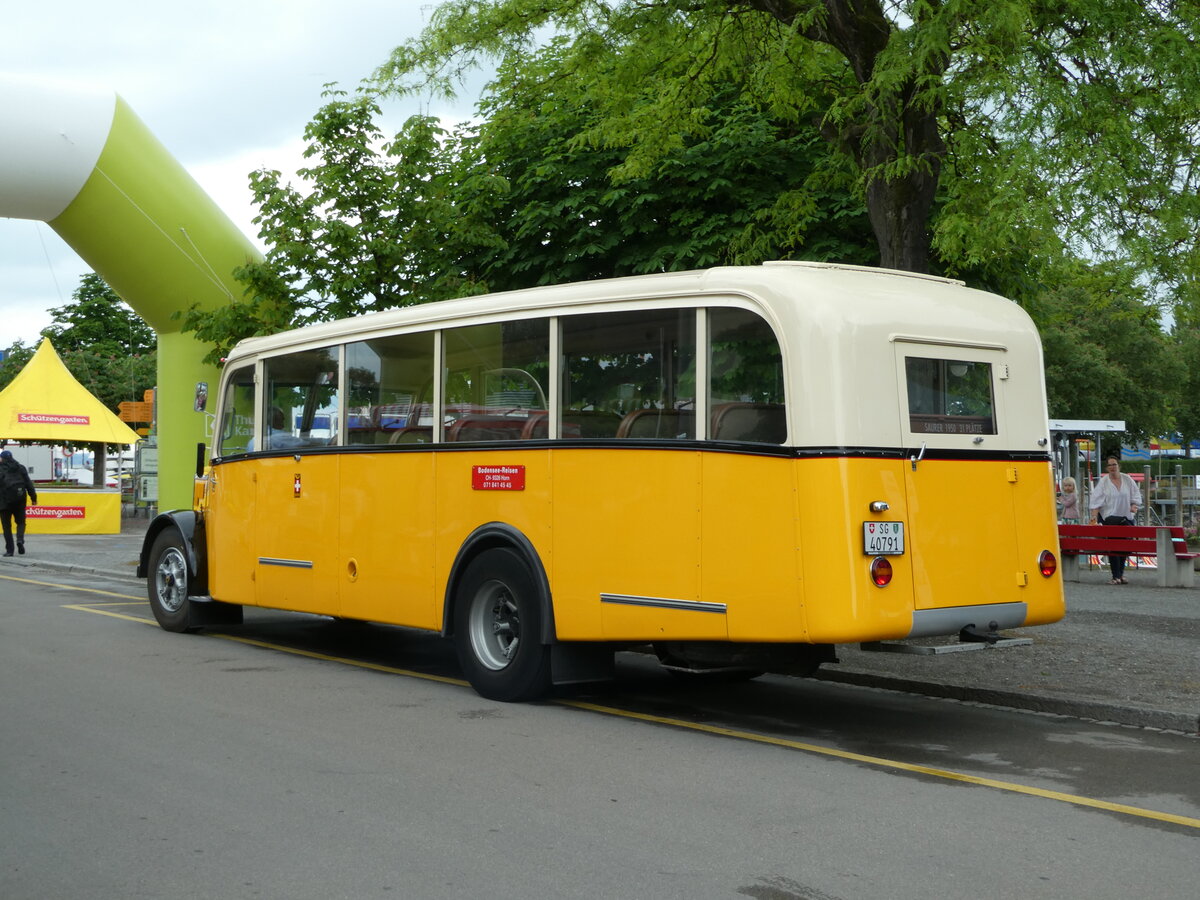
[{"x1": 0, "y1": 75, "x2": 261, "y2": 510}]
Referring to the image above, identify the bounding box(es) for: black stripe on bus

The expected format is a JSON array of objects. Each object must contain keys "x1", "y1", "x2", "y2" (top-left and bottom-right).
[{"x1": 216, "y1": 442, "x2": 1050, "y2": 464}]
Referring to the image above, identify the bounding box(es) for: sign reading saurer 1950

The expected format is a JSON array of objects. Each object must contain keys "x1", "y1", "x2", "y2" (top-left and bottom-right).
[{"x1": 471, "y1": 465, "x2": 526, "y2": 491}]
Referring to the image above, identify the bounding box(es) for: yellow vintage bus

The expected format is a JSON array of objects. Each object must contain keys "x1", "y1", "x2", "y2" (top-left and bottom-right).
[{"x1": 140, "y1": 262, "x2": 1065, "y2": 700}]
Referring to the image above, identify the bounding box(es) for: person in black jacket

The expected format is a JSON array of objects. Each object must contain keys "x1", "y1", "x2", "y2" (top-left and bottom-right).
[{"x1": 0, "y1": 449, "x2": 38, "y2": 557}]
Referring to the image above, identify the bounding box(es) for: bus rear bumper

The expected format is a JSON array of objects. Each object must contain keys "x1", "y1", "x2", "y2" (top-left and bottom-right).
[{"x1": 906, "y1": 602, "x2": 1027, "y2": 639}]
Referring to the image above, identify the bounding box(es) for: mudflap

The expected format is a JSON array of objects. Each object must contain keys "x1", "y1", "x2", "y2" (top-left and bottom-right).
[{"x1": 550, "y1": 642, "x2": 615, "y2": 686}]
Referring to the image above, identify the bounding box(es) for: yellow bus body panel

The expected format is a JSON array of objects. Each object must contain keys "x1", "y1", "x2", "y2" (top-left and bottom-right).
[
  {"x1": 202, "y1": 448, "x2": 1064, "y2": 645},
  {"x1": 433, "y1": 450, "x2": 554, "y2": 632},
  {"x1": 792, "y1": 458, "x2": 914, "y2": 644},
  {"x1": 1007, "y1": 460, "x2": 1064, "y2": 626},
  {"x1": 253, "y1": 455, "x2": 342, "y2": 615},
  {"x1": 552, "y1": 449, "x2": 718, "y2": 640},
  {"x1": 700, "y1": 452, "x2": 805, "y2": 641},
  {"x1": 207, "y1": 459, "x2": 257, "y2": 607},
  {"x1": 339, "y1": 452, "x2": 437, "y2": 629}
]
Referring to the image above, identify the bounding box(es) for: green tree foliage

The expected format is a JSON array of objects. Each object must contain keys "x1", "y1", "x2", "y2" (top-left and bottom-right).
[
  {"x1": 183, "y1": 72, "x2": 878, "y2": 359},
  {"x1": 377, "y1": 0, "x2": 1200, "y2": 299},
  {"x1": 1167, "y1": 318, "x2": 1200, "y2": 454},
  {"x1": 0, "y1": 343, "x2": 34, "y2": 392},
  {"x1": 181, "y1": 89, "x2": 506, "y2": 362},
  {"x1": 41, "y1": 272, "x2": 156, "y2": 356},
  {"x1": 1038, "y1": 260, "x2": 1182, "y2": 439},
  {"x1": 459, "y1": 45, "x2": 875, "y2": 289}
]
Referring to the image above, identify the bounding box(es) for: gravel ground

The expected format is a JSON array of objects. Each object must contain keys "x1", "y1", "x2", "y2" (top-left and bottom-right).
[{"x1": 818, "y1": 562, "x2": 1200, "y2": 733}]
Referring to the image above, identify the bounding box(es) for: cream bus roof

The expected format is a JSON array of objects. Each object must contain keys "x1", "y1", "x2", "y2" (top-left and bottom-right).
[{"x1": 227, "y1": 262, "x2": 1026, "y2": 358}]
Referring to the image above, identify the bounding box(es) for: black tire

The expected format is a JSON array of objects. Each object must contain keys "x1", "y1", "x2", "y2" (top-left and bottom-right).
[
  {"x1": 453, "y1": 548, "x2": 552, "y2": 702},
  {"x1": 146, "y1": 530, "x2": 197, "y2": 633}
]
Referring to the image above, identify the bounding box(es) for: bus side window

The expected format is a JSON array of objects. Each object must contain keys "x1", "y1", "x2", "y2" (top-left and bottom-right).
[
  {"x1": 442, "y1": 320, "x2": 550, "y2": 442},
  {"x1": 561, "y1": 308, "x2": 696, "y2": 439},
  {"x1": 708, "y1": 308, "x2": 785, "y2": 444},
  {"x1": 263, "y1": 347, "x2": 340, "y2": 449},
  {"x1": 217, "y1": 364, "x2": 256, "y2": 456},
  {"x1": 346, "y1": 333, "x2": 435, "y2": 445}
]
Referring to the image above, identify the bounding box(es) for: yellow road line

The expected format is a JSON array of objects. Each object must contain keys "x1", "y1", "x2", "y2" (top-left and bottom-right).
[
  {"x1": 2, "y1": 573, "x2": 142, "y2": 600},
  {"x1": 561, "y1": 700, "x2": 1200, "y2": 830},
  {"x1": 39, "y1": 575, "x2": 1200, "y2": 831},
  {"x1": 63, "y1": 604, "x2": 154, "y2": 621}
]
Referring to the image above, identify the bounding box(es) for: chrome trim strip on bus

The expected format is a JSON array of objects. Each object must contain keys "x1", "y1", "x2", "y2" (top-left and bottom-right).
[
  {"x1": 600, "y1": 593, "x2": 728, "y2": 614},
  {"x1": 906, "y1": 602, "x2": 1027, "y2": 639},
  {"x1": 258, "y1": 557, "x2": 315, "y2": 569},
  {"x1": 890, "y1": 333, "x2": 1008, "y2": 351}
]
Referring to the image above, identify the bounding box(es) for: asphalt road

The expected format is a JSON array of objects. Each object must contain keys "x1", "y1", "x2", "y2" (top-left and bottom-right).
[{"x1": 2, "y1": 571, "x2": 1197, "y2": 900}]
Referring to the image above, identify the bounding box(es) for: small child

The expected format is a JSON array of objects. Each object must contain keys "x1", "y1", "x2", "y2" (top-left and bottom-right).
[{"x1": 1059, "y1": 476, "x2": 1080, "y2": 524}]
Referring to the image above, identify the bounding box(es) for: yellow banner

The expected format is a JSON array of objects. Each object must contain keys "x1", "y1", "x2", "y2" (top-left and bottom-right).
[{"x1": 25, "y1": 490, "x2": 121, "y2": 535}]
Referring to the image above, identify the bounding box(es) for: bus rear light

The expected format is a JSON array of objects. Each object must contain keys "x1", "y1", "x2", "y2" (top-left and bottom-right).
[
  {"x1": 1038, "y1": 550, "x2": 1057, "y2": 577},
  {"x1": 870, "y1": 556, "x2": 893, "y2": 587}
]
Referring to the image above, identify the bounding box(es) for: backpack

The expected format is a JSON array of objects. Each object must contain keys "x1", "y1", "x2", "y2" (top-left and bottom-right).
[{"x1": 0, "y1": 463, "x2": 27, "y2": 507}]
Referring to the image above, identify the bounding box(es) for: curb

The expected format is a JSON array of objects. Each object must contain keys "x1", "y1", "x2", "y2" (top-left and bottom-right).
[
  {"x1": 3, "y1": 558, "x2": 142, "y2": 586},
  {"x1": 814, "y1": 669, "x2": 1200, "y2": 735}
]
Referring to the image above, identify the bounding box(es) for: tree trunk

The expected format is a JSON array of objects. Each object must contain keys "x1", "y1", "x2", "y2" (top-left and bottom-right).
[
  {"x1": 742, "y1": 0, "x2": 946, "y2": 274},
  {"x1": 92, "y1": 443, "x2": 106, "y2": 488},
  {"x1": 861, "y1": 110, "x2": 943, "y2": 273}
]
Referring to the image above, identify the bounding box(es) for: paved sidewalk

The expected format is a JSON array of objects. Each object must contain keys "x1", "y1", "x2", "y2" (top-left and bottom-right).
[
  {"x1": 5, "y1": 512, "x2": 150, "y2": 583},
  {"x1": 4, "y1": 515, "x2": 1197, "y2": 733}
]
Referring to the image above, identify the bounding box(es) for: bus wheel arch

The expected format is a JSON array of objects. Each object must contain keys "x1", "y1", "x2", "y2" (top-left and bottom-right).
[
  {"x1": 450, "y1": 543, "x2": 553, "y2": 702},
  {"x1": 140, "y1": 511, "x2": 240, "y2": 633},
  {"x1": 443, "y1": 524, "x2": 555, "y2": 644},
  {"x1": 138, "y1": 511, "x2": 204, "y2": 587}
]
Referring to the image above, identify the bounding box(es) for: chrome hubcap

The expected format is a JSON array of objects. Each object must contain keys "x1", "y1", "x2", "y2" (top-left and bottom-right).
[
  {"x1": 154, "y1": 547, "x2": 188, "y2": 613},
  {"x1": 468, "y1": 580, "x2": 520, "y2": 671}
]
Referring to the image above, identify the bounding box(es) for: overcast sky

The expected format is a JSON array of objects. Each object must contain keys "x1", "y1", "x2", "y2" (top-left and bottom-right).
[{"x1": 2, "y1": 0, "x2": 482, "y2": 347}]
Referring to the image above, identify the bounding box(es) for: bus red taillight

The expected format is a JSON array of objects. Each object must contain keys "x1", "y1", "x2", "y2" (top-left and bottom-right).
[
  {"x1": 870, "y1": 556, "x2": 893, "y2": 587},
  {"x1": 1038, "y1": 550, "x2": 1057, "y2": 577}
]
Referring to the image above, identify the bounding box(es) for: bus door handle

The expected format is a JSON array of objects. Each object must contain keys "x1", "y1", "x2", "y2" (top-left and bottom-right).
[{"x1": 910, "y1": 441, "x2": 927, "y2": 471}]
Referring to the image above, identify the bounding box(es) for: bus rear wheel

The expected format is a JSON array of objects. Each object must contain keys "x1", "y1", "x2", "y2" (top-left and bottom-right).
[
  {"x1": 147, "y1": 530, "x2": 198, "y2": 633},
  {"x1": 453, "y1": 548, "x2": 552, "y2": 702}
]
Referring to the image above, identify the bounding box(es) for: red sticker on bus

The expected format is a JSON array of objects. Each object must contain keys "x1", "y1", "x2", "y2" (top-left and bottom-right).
[{"x1": 471, "y1": 465, "x2": 526, "y2": 491}]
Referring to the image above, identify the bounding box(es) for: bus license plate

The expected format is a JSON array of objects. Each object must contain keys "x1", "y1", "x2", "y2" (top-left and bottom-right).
[{"x1": 863, "y1": 522, "x2": 904, "y2": 555}]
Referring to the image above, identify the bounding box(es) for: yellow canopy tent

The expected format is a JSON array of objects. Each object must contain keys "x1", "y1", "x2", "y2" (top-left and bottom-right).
[
  {"x1": 0, "y1": 339, "x2": 140, "y2": 444},
  {"x1": 0, "y1": 339, "x2": 140, "y2": 535}
]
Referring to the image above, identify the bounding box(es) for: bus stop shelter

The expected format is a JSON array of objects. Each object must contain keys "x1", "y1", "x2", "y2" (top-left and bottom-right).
[
  {"x1": 0, "y1": 339, "x2": 140, "y2": 533},
  {"x1": 1049, "y1": 419, "x2": 1126, "y2": 482}
]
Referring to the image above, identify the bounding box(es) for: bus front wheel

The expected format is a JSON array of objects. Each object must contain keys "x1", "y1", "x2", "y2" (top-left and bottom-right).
[
  {"x1": 147, "y1": 530, "x2": 198, "y2": 633},
  {"x1": 453, "y1": 548, "x2": 552, "y2": 702}
]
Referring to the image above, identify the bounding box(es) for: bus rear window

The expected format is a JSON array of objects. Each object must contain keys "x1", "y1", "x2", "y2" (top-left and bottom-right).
[{"x1": 905, "y1": 357, "x2": 996, "y2": 435}]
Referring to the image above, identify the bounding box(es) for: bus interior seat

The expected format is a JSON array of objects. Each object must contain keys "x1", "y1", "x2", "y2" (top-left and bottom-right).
[
  {"x1": 447, "y1": 416, "x2": 527, "y2": 442},
  {"x1": 710, "y1": 403, "x2": 786, "y2": 444},
  {"x1": 389, "y1": 427, "x2": 434, "y2": 444},
  {"x1": 561, "y1": 410, "x2": 623, "y2": 439},
  {"x1": 616, "y1": 409, "x2": 696, "y2": 439},
  {"x1": 520, "y1": 411, "x2": 549, "y2": 439}
]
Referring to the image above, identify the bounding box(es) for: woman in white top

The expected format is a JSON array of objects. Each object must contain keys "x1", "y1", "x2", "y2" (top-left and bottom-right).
[{"x1": 1089, "y1": 456, "x2": 1141, "y2": 584}]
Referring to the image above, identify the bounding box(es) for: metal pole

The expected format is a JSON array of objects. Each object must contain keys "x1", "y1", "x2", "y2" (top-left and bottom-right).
[
  {"x1": 1142, "y1": 465, "x2": 1151, "y2": 525},
  {"x1": 1176, "y1": 463, "x2": 1185, "y2": 527}
]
